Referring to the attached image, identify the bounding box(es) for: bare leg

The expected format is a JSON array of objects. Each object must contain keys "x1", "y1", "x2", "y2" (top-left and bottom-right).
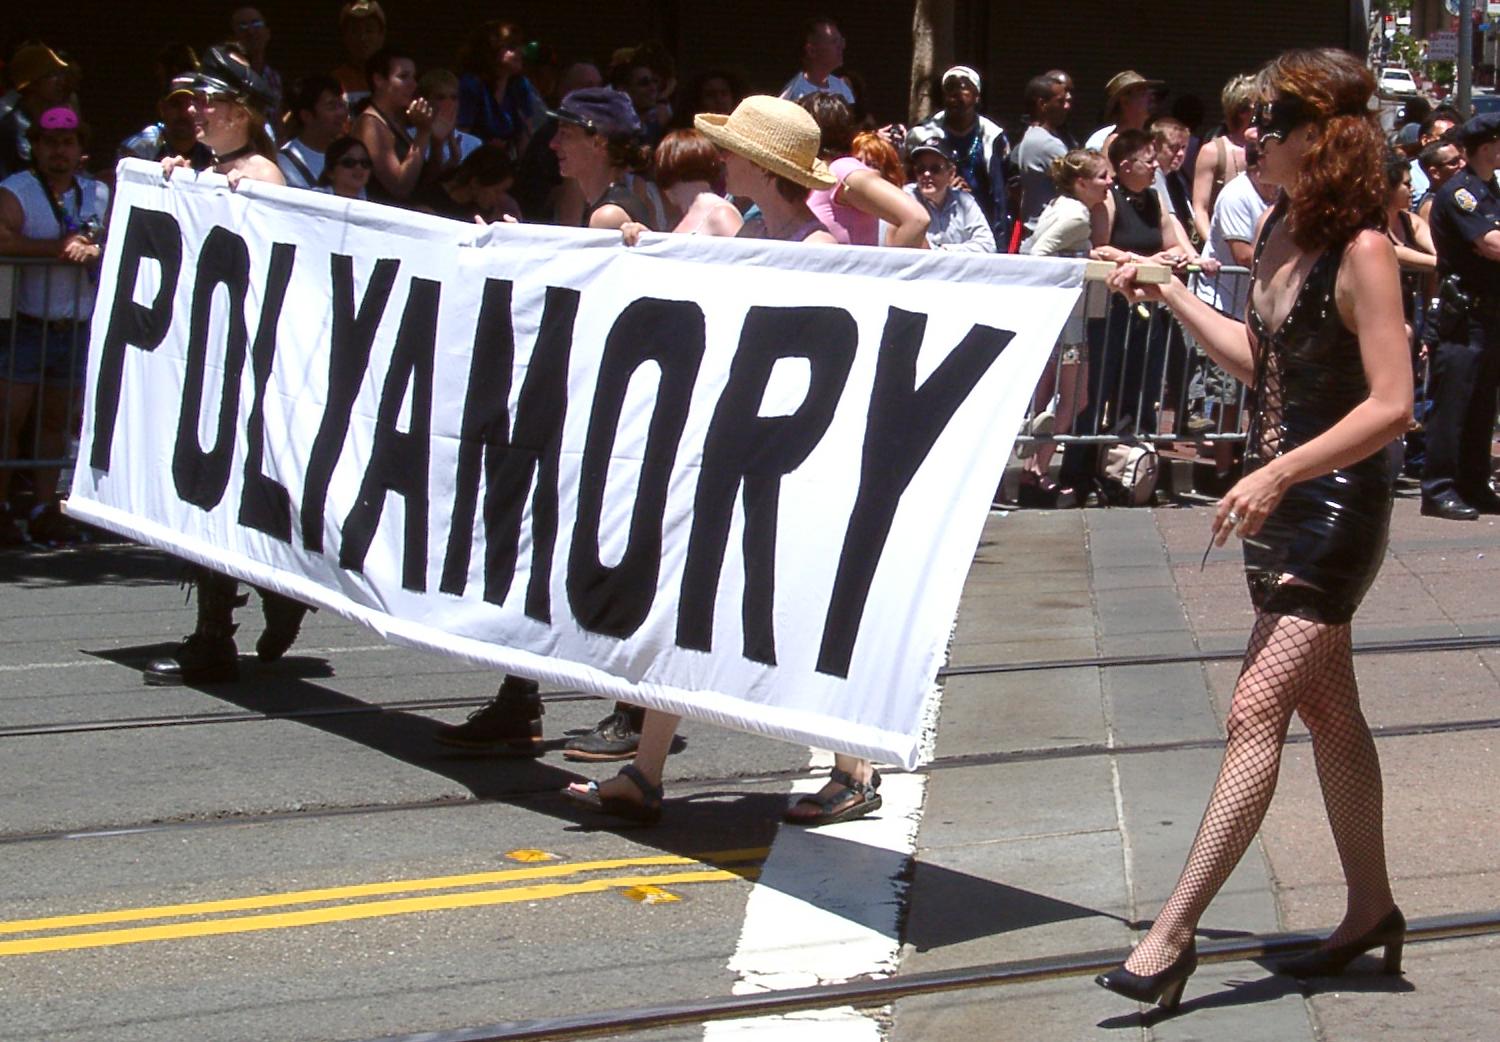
[
  {"x1": 1124, "y1": 612, "x2": 1345, "y2": 974},
  {"x1": 1030, "y1": 355, "x2": 1087, "y2": 479},
  {"x1": 0, "y1": 379, "x2": 38, "y2": 505},
  {"x1": 31, "y1": 383, "x2": 78, "y2": 503},
  {"x1": 572, "y1": 709, "x2": 681, "y2": 803}
]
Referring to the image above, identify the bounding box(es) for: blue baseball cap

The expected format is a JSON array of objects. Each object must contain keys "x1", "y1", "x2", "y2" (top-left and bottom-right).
[{"x1": 550, "y1": 87, "x2": 641, "y2": 139}]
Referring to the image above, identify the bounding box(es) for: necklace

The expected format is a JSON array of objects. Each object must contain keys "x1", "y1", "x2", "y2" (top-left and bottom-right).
[{"x1": 215, "y1": 142, "x2": 256, "y2": 166}]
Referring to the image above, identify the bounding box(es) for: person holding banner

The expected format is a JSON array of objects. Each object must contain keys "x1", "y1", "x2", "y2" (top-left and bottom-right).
[
  {"x1": 161, "y1": 47, "x2": 282, "y2": 188},
  {"x1": 548, "y1": 86, "x2": 658, "y2": 232},
  {"x1": 1094, "y1": 49, "x2": 1411, "y2": 1010},
  {"x1": 149, "y1": 50, "x2": 314, "y2": 685},
  {"x1": 565, "y1": 96, "x2": 903, "y2": 826},
  {"x1": 437, "y1": 86, "x2": 665, "y2": 762}
]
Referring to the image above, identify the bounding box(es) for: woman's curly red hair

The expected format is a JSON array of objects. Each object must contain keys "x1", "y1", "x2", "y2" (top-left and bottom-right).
[{"x1": 1260, "y1": 49, "x2": 1386, "y2": 252}]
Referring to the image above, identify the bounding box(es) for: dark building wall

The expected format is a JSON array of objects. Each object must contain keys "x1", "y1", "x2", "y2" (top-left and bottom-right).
[{"x1": 7, "y1": 1, "x2": 1356, "y2": 175}]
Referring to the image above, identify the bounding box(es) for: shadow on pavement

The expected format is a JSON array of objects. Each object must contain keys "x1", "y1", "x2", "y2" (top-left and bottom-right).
[
  {"x1": 1096, "y1": 961, "x2": 1416, "y2": 1029},
  {"x1": 0, "y1": 542, "x2": 183, "y2": 587},
  {"x1": 82, "y1": 641, "x2": 1111, "y2": 952},
  {"x1": 905, "y1": 861, "x2": 1125, "y2": 950}
]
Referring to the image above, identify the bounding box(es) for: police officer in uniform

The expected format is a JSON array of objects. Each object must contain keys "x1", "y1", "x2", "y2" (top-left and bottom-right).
[{"x1": 1422, "y1": 112, "x2": 1500, "y2": 520}]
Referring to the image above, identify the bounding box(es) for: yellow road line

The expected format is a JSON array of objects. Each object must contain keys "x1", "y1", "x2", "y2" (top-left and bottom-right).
[
  {"x1": 0, "y1": 866, "x2": 762, "y2": 957},
  {"x1": 0, "y1": 847, "x2": 768, "y2": 937}
]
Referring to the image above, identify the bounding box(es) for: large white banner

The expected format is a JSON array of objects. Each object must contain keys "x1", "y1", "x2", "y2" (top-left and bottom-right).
[{"x1": 70, "y1": 160, "x2": 1085, "y2": 769}]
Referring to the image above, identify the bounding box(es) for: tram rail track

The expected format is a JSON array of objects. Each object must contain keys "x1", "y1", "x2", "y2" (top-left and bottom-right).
[
  {"x1": 5, "y1": 708, "x2": 1497, "y2": 847},
  {"x1": 6, "y1": 629, "x2": 1499, "y2": 742},
  {"x1": 348, "y1": 911, "x2": 1500, "y2": 1041}
]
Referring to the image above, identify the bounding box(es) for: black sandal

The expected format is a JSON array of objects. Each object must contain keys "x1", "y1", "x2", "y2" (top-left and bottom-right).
[
  {"x1": 783, "y1": 768, "x2": 882, "y2": 826},
  {"x1": 564, "y1": 763, "x2": 663, "y2": 825}
]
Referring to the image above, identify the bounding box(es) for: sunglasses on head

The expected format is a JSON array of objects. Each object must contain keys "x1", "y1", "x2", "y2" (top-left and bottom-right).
[
  {"x1": 337, "y1": 156, "x2": 373, "y2": 169},
  {"x1": 1250, "y1": 96, "x2": 1313, "y2": 144}
]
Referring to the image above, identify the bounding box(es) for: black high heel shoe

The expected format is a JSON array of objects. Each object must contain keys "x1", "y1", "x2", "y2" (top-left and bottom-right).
[
  {"x1": 1276, "y1": 907, "x2": 1405, "y2": 978},
  {"x1": 1095, "y1": 942, "x2": 1198, "y2": 1010}
]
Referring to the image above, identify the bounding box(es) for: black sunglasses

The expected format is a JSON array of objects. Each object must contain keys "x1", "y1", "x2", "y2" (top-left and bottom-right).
[
  {"x1": 337, "y1": 157, "x2": 373, "y2": 169},
  {"x1": 1250, "y1": 96, "x2": 1313, "y2": 144}
]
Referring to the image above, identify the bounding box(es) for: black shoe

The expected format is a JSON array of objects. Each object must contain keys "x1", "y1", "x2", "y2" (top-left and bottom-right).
[
  {"x1": 1095, "y1": 943, "x2": 1198, "y2": 1011},
  {"x1": 1462, "y1": 487, "x2": 1500, "y2": 514},
  {"x1": 27, "y1": 503, "x2": 87, "y2": 546},
  {"x1": 256, "y1": 592, "x2": 313, "y2": 662},
  {"x1": 1016, "y1": 479, "x2": 1060, "y2": 509},
  {"x1": 0, "y1": 505, "x2": 26, "y2": 547},
  {"x1": 144, "y1": 631, "x2": 240, "y2": 686},
  {"x1": 1421, "y1": 493, "x2": 1478, "y2": 521},
  {"x1": 563, "y1": 704, "x2": 644, "y2": 762},
  {"x1": 1275, "y1": 907, "x2": 1405, "y2": 979},
  {"x1": 433, "y1": 677, "x2": 543, "y2": 754}
]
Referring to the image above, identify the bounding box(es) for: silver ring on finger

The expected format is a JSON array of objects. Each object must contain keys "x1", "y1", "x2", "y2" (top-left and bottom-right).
[{"x1": 1226, "y1": 511, "x2": 1242, "y2": 526}]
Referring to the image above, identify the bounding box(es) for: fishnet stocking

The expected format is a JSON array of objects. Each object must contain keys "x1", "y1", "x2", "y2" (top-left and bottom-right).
[{"x1": 1123, "y1": 610, "x2": 1392, "y2": 975}]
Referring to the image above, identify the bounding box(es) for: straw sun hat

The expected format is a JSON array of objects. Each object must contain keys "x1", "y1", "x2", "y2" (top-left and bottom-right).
[{"x1": 695, "y1": 95, "x2": 836, "y2": 190}]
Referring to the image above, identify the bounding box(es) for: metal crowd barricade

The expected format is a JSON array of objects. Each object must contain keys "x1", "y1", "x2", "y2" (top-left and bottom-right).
[
  {"x1": 0, "y1": 257, "x2": 92, "y2": 479},
  {"x1": 1012, "y1": 265, "x2": 1255, "y2": 484}
]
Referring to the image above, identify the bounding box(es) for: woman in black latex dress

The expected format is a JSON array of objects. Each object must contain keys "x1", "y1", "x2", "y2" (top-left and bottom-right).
[{"x1": 1093, "y1": 48, "x2": 1414, "y2": 1012}]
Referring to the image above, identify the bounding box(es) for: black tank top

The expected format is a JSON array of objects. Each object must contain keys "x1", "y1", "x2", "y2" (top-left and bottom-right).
[
  {"x1": 366, "y1": 106, "x2": 411, "y2": 161},
  {"x1": 582, "y1": 183, "x2": 654, "y2": 229},
  {"x1": 1109, "y1": 183, "x2": 1163, "y2": 256}
]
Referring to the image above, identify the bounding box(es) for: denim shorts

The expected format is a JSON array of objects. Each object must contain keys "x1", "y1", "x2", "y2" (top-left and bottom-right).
[{"x1": 0, "y1": 316, "x2": 90, "y2": 385}]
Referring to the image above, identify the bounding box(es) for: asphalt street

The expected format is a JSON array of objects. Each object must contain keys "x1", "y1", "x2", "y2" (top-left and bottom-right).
[{"x1": 4, "y1": 487, "x2": 1500, "y2": 1042}]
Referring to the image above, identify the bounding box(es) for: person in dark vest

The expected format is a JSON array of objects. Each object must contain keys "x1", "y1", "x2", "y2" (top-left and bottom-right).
[
  {"x1": 432, "y1": 87, "x2": 659, "y2": 763},
  {"x1": 147, "y1": 51, "x2": 314, "y2": 684},
  {"x1": 1420, "y1": 111, "x2": 1500, "y2": 519}
]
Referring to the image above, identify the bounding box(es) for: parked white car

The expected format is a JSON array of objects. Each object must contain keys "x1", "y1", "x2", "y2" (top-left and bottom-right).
[{"x1": 1379, "y1": 67, "x2": 1421, "y2": 98}]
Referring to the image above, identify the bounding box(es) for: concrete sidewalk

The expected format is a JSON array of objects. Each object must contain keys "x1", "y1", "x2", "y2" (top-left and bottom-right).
[{"x1": 894, "y1": 494, "x2": 1500, "y2": 1041}]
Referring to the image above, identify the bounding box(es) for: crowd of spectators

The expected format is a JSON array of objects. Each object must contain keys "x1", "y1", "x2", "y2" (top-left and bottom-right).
[{"x1": 0, "y1": 9, "x2": 1491, "y2": 534}]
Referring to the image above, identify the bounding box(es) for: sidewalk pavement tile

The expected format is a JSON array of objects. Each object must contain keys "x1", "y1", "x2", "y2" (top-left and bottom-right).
[
  {"x1": 1306, "y1": 935, "x2": 1500, "y2": 1042},
  {"x1": 1103, "y1": 661, "x2": 1223, "y2": 747},
  {"x1": 920, "y1": 759, "x2": 1117, "y2": 846},
  {"x1": 902, "y1": 830, "x2": 1127, "y2": 971},
  {"x1": 931, "y1": 670, "x2": 1102, "y2": 759}
]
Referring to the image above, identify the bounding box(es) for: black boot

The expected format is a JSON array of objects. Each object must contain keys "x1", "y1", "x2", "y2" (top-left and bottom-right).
[
  {"x1": 563, "y1": 702, "x2": 646, "y2": 762},
  {"x1": 255, "y1": 589, "x2": 315, "y2": 662},
  {"x1": 433, "y1": 676, "x2": 544, "y2": 754},
  {"x1": 144, "y1": 570, "x2": 243, "y2": 686}
]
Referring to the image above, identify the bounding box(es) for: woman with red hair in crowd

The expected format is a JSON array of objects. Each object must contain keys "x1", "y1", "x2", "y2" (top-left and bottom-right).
[
  {"x1": 648, "y1": 128, "x2": 742, "y2": 235},
  {"x1": 1096, "y1": 48, "x2": 1411, "y2": 1011}
]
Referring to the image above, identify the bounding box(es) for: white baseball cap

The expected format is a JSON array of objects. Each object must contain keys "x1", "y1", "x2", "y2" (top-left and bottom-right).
[{"x1": 942, "y1": 65, "x2": 981, "y2": 95}]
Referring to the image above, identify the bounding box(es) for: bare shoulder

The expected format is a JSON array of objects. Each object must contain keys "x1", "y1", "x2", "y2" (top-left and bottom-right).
[
  {"x1": 1334, "y1": 228, "x2": 1402, "y2": 323},
  {"x1": 587, "y1": 203, "x2": 632, "y2": 231},
  {"x1": 243, "y1": 155, "x2": 286, "y2": 186},
  {"x1": 1340, "y1": 227, "x2": 1399, "y2": 275},
  {"x1": 700, "y1": 197, "x2": 744, "y2": 236}
]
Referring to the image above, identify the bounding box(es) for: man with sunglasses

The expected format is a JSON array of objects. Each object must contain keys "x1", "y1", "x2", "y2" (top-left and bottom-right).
[
  {"x1": 1421, "y1": 112, "x2": 1500, "y2": 520},
  {"x1": 902, "y1": 127, "x2": 994, "y2": 252},
  {"x1": 1416, "y1": 139, "x2": 1464, "y2": 223}
]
